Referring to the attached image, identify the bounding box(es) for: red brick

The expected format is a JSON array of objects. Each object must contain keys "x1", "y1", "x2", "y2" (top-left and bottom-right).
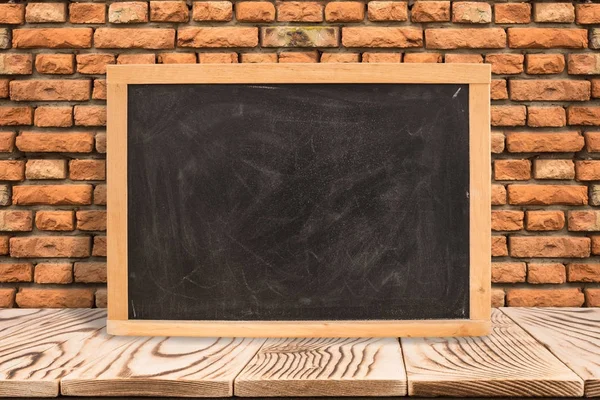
[
  {"x1": 95, "y1": 28, "x2": 175, "y2": 49},
  {"x1": 510, "y1": 80, "x2": 590, "y2": 102},
  {"x1": 367, "y1": 1, "x2": 407, "y2": 21},
  {"x1": 178, "y1": 27, "x2": 257, "y2": 48},
  {"x1": 492, "y1": 236, "x2": 508, "y2": 257},
  {"x1": 34, "y1": 263, "x2": 72, "y2": 284},
  {"x1": 74, "y1": 106, "x2": 106, "y2": 127},
  {"x1": 12, "y1": 185, "x2": 92, "y2": 206},
  {"x1": 491, "y1": 210, "x2": 524, "y2": 231},
  {"x1": 69, "y1": 160, "x2": 106, "y2": 181},
  {"x1": 92, "y1": 236, "x2": 107, "y2": 257},
  {"x1": 343, "y1": 27, "x2": 422, "y2": 48},
  {"x1": 74, "y1": 262, "x2": 106, "y2": 283},
  {"x1": 507, "y1": 184, "x2": 587, "y2": 206},
  {"x1": 567, "y1": 263, "x2": 600, "y2": 282},
  {"x1": 505, "y1": 131, "x2": 584, "y2": 153},
  {"x1": 576, "y1": 161, "x2": 600, "y2": 181},
  {"x1": 491, "y1": 105, "x2": 526, "y2": 126},
  {"x1": 506, "y1": 288, "x2": 584, "y2": 307},
  {"x1": 362, "y1": 53, "x2": 402, "y2": 63},
  {"x1": 527, "y1": 107, "x2": 566, "y2": 127},
  {"x1": 568, "y1": 106, "x2": 600, "y2": 126},
  {"x1": 93, "y1": 80, "x2": 106, "y2": 100},
  {"x1": 192, "y1": 1, "x2": 232, "y2": 21},
  {"x1": 491, "y1": 184, "x2": 506, "y2": 205},
  {"x1": 158, "y1": 53, "x2": 197, "y2": 64},
  {"x1": 568, "y1": 54, "x2": 600, "y2": 75},
  {"x1": 0, "y1": 289, "x2": 15, "y2": 308},
  {"x1": 36, "y1": 211, "x2": 74, "y2": 231},
  {"x1": 325, "y1": 2, "x2": 364, "y2": 22},
  {"x1": 35, "y1": 54, "x2": 74, "y2": 75},
  {"x1": 508, "y1": 28, "x2": 587, "y2": 49},
  {"x1": 150, "y1": 1, "x2": 189, "y2": 22},
  {"x1": 0, "y1": 4, "x2": 25, "y2": 24},
  {"x1": 34, "y1": 106, "x2": 72, "y2": 128},
  {"x1": 0, "y1": 107, "x2": 33, "y2": 126},
  {"x1": 411, "y1": 1, "x2": 449, "y2": 22},
  {"x1": 576, "y1": 4, "x2": 600, "y2": 24},
  {"x1": 425, "y1": 28, "x2": 505, "y2": 49},
  {"x1": 16, "y1": 288, "x2": 94, "y2": 308},
  {"x1": 452, "y1": 2, "x2": 491, "y2": 24},
  {"x1": 586, "y1": 289, "x2": 600, "y2": 306},
  {"x1": 490, "y1": 80, "x2": 508, "y2": 100},
  {"x1": 403, "y1": 53, "x2": 441, "y2": 63},
  {"x1": 108, "y1": 2, "x2": 148, "y2": 23},
  {"x1": 12, "y1": 28, "x2": 93, "y2": 49},
  {"x1": 527, "y1": 263, "x2": 566, "y2": 284},
  {"x1": 26, "y1": 159, "x2": 67, "y2": 180},
  {"x1": 0, "y1": 132, "x2": 16, "y2": 152},
  {"x1": 525, "y1": 54, "x2": 565, "y2": 74},
  {"x1": 533, "y1": 159, "x2": 574, "y2": 180},
  {"x1": 0, "y1": 210, "x2": 32, "y2": 231},
  {"x1": 526, "y1": 211, "x2": 565, "y2": 231},
  {"x1": 585, "y1": 132, "x2": 600, "y2": 152},
  {"x1": 492, "y1": 262, "x2": 526, "y2": 283},
  {"x1": 237, "y1": 1, "x2": 275, "y2": 22},
  {"x1": 16, "y1": 132, "x2": 94, "y2": 153},
  {"x1": 0, "y1": 54, "x2": 33, "y2": 75},
  {"x1": 76, "y1": 54, "x2": 116, "y2": 74},
  {"x1": 494, "y1": 3, "x2": 530, "y2": 24},
  {"x1": 10, "y1": 80, "x2": 90, "y2": 102},
  {"x1": 26, "y1": 3, "x2": 66, "y2": 23},
  {"x1": 69, "y1": 3, "x2": 106, "y2": 24},
  {"x1": 0, "y1": 161, "x2": 25, "y2": 181},
  {"x1": 533, "y1": 3, "x2": 574, "y2": 23},
  {"x1": 485, "y1": 54, "x2": 523, "y2": 75},
  {"x1": 445, "y1": 54, "x2": 483, "y2": 63},
  {"x1": 0, "y1": 263, "x2": 33, "y2": 282},
  {"x1": 509, "y1": 236, "x2": 590, "y2": 258},
  {"x1": 493, "y1": 159, "x2": 530, "y2": 181},
  {"x1": 118, "y1": 53, "x2": 156, "y2": 65},
  {"x1": 321, "y1": 53, "x2": 360, "y2": 63},
  {"x1": 240, "y1": 53, "x2": 277, "y2": 63},
  {"x1": 277, "y1": 2, "x2": 322, "y2": 22},
  {"x1": 10, "y1": 236, "x2": 90, "y2": 258}
]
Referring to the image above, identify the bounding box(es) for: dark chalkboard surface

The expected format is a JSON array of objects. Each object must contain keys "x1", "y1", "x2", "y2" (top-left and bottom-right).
[{"x1": 126, "y1": 83, "x2": 470, "y2": 322}]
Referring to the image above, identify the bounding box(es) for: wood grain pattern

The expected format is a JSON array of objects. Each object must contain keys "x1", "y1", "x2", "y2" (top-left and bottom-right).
[
  {"x1": 401, "y1": 309, "x2": 584, "y2": 397},
  {"x1": 61, "y1": 337, "x2": 265, "y2": 397},
  {"x1": 503, "y1": 307, "x2": 600, "y2": 397},
  {"x1": 0, "y1": 309, "x2": 106, "y2": 397},
  {"x1": 0, "y1": 309, "x2": 56, "y2": 339},
  {"x1": 234, "y1": 337, "x2": 406, "y2": 397}
]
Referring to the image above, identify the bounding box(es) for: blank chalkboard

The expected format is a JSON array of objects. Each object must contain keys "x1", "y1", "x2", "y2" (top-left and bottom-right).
[{"x1": 107, "y1": 64, "x2": 491, "y2": 337}]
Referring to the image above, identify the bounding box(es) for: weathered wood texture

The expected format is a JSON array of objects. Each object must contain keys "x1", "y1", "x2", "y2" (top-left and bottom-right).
[
  {"x1": 0, "y1": 309, "x2": 106, "y2": 397},
  {"x1": 503, "y1": 307, "x2": 600, "y2": 397},
  {"x1": 61, "y1": 337, "x2": 265, "y2": 397},
  {"x1": 234, "y1": 337, "x2": 407, "y2": 397},
  {"x1": 401, "y1": 309, "x2": 584, "y2": 397}
]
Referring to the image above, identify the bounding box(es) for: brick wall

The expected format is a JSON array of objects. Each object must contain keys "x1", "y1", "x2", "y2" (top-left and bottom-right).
[{"x1": 0, "y1": 0, "x2": 599, "y2": 309}]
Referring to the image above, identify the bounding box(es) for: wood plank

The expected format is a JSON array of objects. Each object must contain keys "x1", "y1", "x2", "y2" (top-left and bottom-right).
[
  {"x1": 503, "y1": 307, "x2": 600, "y2": 397},
  {"x1": 0, "y1": 309, "x2": 57, "y2": 339},
  {"x1": 0, "y1": 309, "x2": 106, "y2": 397},
  {"x1": 401, "y1": 309, "x2": 584, "y2": 397},
  {"x1": 61, "y1": 337, "x2": 265, "y2": 397},
  {"x1": 234, "y1": 337, "x2": 406, "y2": 397}
]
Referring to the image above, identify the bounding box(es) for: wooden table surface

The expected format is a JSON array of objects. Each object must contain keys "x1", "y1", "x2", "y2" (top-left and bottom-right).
[{"x1": 0, "y1": 308, "x2": 597, "y2": 398}]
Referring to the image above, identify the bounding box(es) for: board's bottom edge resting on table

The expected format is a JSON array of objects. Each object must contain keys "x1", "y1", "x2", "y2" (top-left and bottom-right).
[
  {"x1": 106, "y1": 319, "x2": 491, "y2": 337},
  {"x1": 60, "y1": 379, "x2": 233, "y2": 398},
  {"x1": 234, "y1": 379, "x2": 407, "y2": 398}
]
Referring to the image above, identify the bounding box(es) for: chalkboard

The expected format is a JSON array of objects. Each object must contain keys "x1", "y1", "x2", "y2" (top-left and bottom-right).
[{"x1": 107, "y1": 64, "x2": 491, "y2": 337}]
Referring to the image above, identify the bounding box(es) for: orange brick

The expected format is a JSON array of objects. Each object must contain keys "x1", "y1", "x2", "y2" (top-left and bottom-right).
[
  {"x1": 509, "y1": 236, "x2": 590, "y2": 258},
  {"x1": 568, "y1": 54, "x2": 600, "y2": 75},
  {"x1": 0, "y1": 289, "x2": 16, "y2": 308},
  {"x1": 74, "y1": 262, "x2": 107, "y2": 283},
  {"x1": 411, "y1": 1, "x2": 449, "y2": 22},
  {"x1": 425, "y1": 28, "x2": 505, "y2": 49},
  {"x1": 533, "y1": 3, "x2": 574, "y2": 23},
  {"x1": 507, "y1": 288, "x2": 584, "y2": 307},
  {"x1": 117, "y1": 53, "x2": 156, "y2": 65},
  {"x1": 525, "y1": 54, "x2": 565, "y2": 74},
  {"x1": 69, "y1": 159, "x2": 106, "y2": 181},
  {"x1": 10, "y1": 80, "x2": 90, "y2": 101},
  {"x1": 494, "y1": 3, "x2": 530, "y2": 24},
  {"x1": 527, "y1": 106, "x2": 566, "y2": 127},
  {"x1": 490, "y1": 80, "x2": 508, "y2": 100},
  {"x1": 585, "y1": 132, "x2": 600, "y2": 152},
  {"x1": 94, "y1": 184, "x2": 106, "y2": 205},
  {"x1": 505, "y1": 131, "x2": 584, "y2": 153},
  {"x1": 567, "y1": 263, "x2": 600, "y2": 282},
  {"x1": 12, "y1": 185, "x2": 92, "y2": 205},
  {"x1": 492, "y1": 262, "x2": 526, "y2": 283},
  {"x1": 491, "y1": 289, "x2": 505, "y2": 307},
  {"x1": 568, "y1": 210, "x2": 600, "y2": 231},
  {"x1": 10, "y1": 236, "x2": 91, "y2": 258},
  {"x1": 491, "y1": 105, "x2": 526, "y2": 127},
  {"x1": 96, "y1": 133, "x2": 106, "y2": 153},
  {"x1": 492, "y1": 184, "x2": 506, "y2": 205},
  {"x1": 35, "y1": 211, "x2": 74, "y2": 231},
  {"x1": 94, "y1": 28, "x2": 175, "y2": 49},
  {"x1": 362, "y1": 52, "x2": 402, "y2": 63},
  {"x1": 321, "y1": 53, "x2": 360, "y2": 63},
  {"x1": 493, "y1": 159, "x2": 530, "y2": 181},
  {"x1": 93, "y1": 80, "x2": 106, "y2": 100},
  {"x1": 279, "y1": 51, "x2": 319, "y2": 63},
  {"x1": 69, "y1": 3, "x2": 106, "y2": 23},
  {"x1": 577, "y1": 4, "x2": 600, "y2": 24},
  {"x1": 96, "y1": 289, "x2": 107, "y2": 308},
  {"x1": 192, "y1": 1, "x2": 232, "y2": 21},
  {"x1": 485, "y1": 53, "x2": 523, "y2": 75},
  {"x1": 0, "y1": 161, "x2": 25, "y2": 181},
  {"x1": 0, "y1": 54, "x2": 33, "y2": 75},
  {"x1": 527, "y1": 263, "x2": 566, "y2": 284},
  {"x1": 277, "y1": 2, "x2": 323, "y2": 22},
  {"x1": 491, "y1": 210, "x2": 524, "y2": 231},
  {"x1": 576, "y1": 161, "x2": 600, "y2": 181},
  {"x1": 0, "y1": 107, "x2": 33, "y2": 126},
  {"x1": 150, "y1": 1, "x2": 189, "y2": 22},
  {"x1": 325, "y1": 1, "x2": 365, "y2": 22},
  {"x1": 26, "y1": 159, "x2": 67, "y2": 180},
  {"x1": 35, "y1": 54, "x2": 74, "y2": 75},
  {"x1": 108, "y1": 2, "x2": 148, "y2": 23},
  {"x1": 343, "y1": 27, "x2": 422, "y2": 48},
  {"x1": 0, "y1": 263, "x2": 33, "y2": 282},
  {"x1": 533, "y1": 159, "x2": 574, "y2": 180},
  {"x1": 492, "y1": 236, "x2": 508, "y2": 257},
  {"x1": 12, "y1": 28, "x2": 93, "y2": 49},
  {"x1": 237, "y1": 1, "x2": 275, "y2": 22},
  {"x1": 76, "y1": 54, "x2": 116, "y2": 74},
  {"x1": 0, "y1": 80, "x2": 8, "y2": 98},
  {"x1": 452, "y1": 2, "x2": 491, "y2": 24},
  {"x1": 445, "y1": 54, "x2": 483, "y2": 63},
  {"x1": 403, "y1": 53, "x2": 441, "y2": 63},
  {"x1": 367, "y1": 1, "x2": 407, "y2": 21},
  {"x1": 16, "y1": 132, "x2": 94, "y2": 153},
  {"x1": 76, "y1": 211, "x2": 107, "y2": 231},
  {"x1": 34, "y1": 106, "x2": 72, "y2": 128},
  {"x1": 510, "y1": 80, "x2": 590, "y2": 101},
  {"x1": 26, "y1": 3, "x2": 66, "y2": 23},
  {"x1": 507, "y1": 184, "x2": 587, "y2": 206},
  {"x1": 92, "y1": 236, "x2": 107, "y2": 257},
  {"x1": 0, "y1": 132, "x2": 16, "y2": 153},
  {"x1": 0, "y1": 210, "x2": 32, "y2": 231},
  {"x1": 178, "y1": 27, "x2": 257, "y2": 48},
  {"x1": 585, "y1": 288, "x2": 600, "y2": 307},
  {"x1": 0, "y1": 4, "x2": 25, "y2": 24},
  {"x1": 568, "y1": 106, "x2": 600, "y2": 126},
  {"x1": 158, "y1": 53, "x2": 197, "y2": 64},
  {"x1": 74, "y1": 106, "x2": 106, "y2": 127},
  {"x1": 16, "y1": 288, "x2": 94, "y2": 308},
  {"x1": 240, "y1": 53, "x2": 277, "y2": 63},
  {"x1": 508, "y1": 28, "x2": 587, "y2": 49},
  {"x1": 525, "y1": 211, "x2": 565, "y2": 231},
  {"x1": 198, "y1": 53, "x2": 238, "y2": 63},
  {"x1": 34, "y1": 263, "x2": 73, "y2": 284}
]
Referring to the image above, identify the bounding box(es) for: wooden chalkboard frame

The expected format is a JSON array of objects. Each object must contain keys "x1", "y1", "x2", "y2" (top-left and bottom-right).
[{"x1": 107, "y1": 63, "x2": 491, "y2": 338}]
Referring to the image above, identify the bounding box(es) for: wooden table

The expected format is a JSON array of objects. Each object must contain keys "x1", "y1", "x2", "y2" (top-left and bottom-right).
[{"x1": 0, "y1": 308, "x2": 597, "y2": 398}]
